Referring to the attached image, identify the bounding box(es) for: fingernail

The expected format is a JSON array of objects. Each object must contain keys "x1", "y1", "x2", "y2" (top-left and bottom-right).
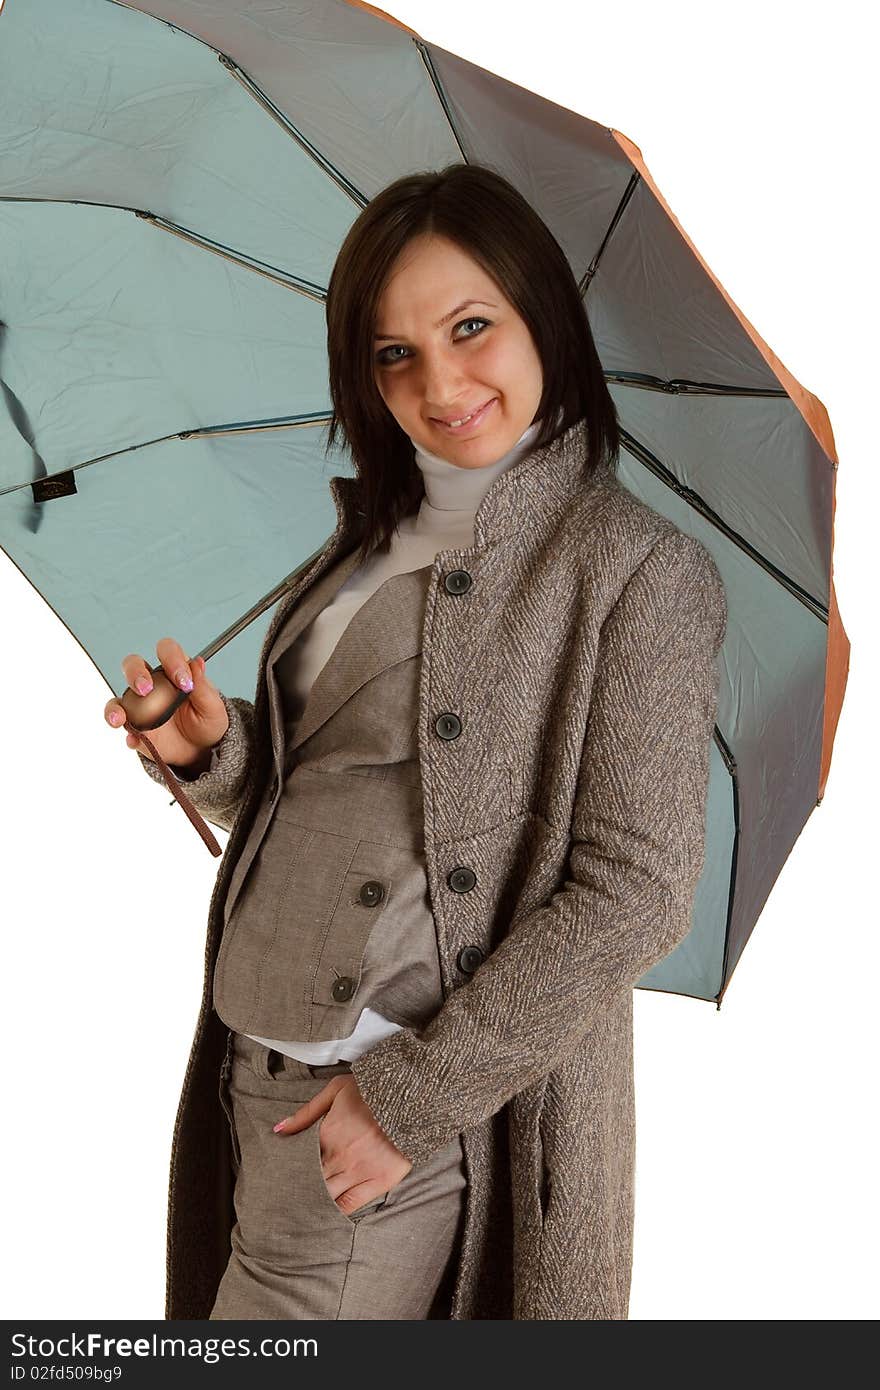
[
  {"x1": 175, "y1": 669, "x2": 193, "y2": 692},
  {"x1": 273, "y1": 1120, "x2": 287, "y2": 1133},
  {"x1": 108, "y1": 710, "x2": 123, "y2": 726},
  {"x1": 135, "y1": 676, "x2": 153, "y2": 695}
]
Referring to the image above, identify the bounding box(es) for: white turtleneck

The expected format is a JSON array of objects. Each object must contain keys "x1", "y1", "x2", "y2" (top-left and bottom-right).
[
  {"x1": 275, "y1": 416, "x2": 544, "y2": 712},
  {"x1": 245, "y1": 416, "x2": 543, "y2": 1063}
]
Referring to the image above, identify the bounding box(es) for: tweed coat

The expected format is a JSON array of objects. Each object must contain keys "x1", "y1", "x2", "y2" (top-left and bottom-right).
[{"x1": 138, "y1": 413, "x2": 727, "y2": 1320}]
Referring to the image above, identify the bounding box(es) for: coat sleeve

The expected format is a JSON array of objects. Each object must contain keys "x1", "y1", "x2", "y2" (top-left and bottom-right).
[
  {"x1": 350, "y1": 528, "x2": 728, "y2": 1166},
  {"x1": 135, "y1": 690, "x2": 256, "y2": 834}
]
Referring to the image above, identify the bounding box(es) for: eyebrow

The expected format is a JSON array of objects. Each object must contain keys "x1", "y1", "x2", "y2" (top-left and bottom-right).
[{"x1": 373, "y1": 299, "x2": 497, "y2": 341}]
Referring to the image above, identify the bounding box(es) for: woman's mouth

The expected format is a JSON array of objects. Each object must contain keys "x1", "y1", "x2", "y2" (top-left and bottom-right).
[{"x1": 432, "y1": 397, "x2": 497, "y2": 436}]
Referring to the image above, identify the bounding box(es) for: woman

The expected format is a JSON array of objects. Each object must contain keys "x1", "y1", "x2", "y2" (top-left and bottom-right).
[{"x1": 106, "y1": 163, "x2": 727, "y2": 1320}]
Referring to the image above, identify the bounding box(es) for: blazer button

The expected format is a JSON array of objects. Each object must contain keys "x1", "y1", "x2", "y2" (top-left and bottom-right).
[
  {"x1": 358, "y1": 880, "x2": 385, "y2": 907},
  {"x1": 435, "y1": 712, "x2": 462, "y2": 740},
  {"x1": 457, "y1": 945, "x2": 484, "y2": 974},
  {"x1": 447, "y1": 865, "x2": 477, "y2": 893},
  {"x1": 444, "y1": 569, "x2": 472, "y2": 595},
  {"x1": 331, "y1": 976, "x2": 356, "y2": 1002}
]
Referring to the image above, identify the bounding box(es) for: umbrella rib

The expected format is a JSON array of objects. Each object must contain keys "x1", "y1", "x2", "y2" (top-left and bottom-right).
[
  {"x1": 620, "y1": 427, "x2": 829, "y2": 623},
  {"x1": 0, "y1": 195, "x2": 329, "y2": 297},
  {"x1": 216, "y1": 55, "x2": 368, "y2": 208},
  {"x1": 104, "y1": 4, "x2": 367, "y2": 208},
  {"x1": 580, "y1": 172, "x2": 642, "y2": 294},
  {"x1": 412, "y1": 39, "x2": 469, "y2": 163},
  {"x1": 179, "y1": 415, "x2": 333, "y2": 440},
  {"x1": 135, "y1": 209, "x2": 328, "y2": 295},
  {"x1": 191, "y1": 541, "x2": 337, "y2": 669},
  {"x1": 607, "y1": 372, "x2": 788, "y2": 399},
  {"x1": 0, "y1": 415, "x2": 334, "y2": 500}
]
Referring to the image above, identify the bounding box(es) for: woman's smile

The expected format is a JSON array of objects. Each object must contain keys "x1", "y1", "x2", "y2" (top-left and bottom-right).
[{"x1": 431, "y1": 396, "x2": 497, "y2": 437}]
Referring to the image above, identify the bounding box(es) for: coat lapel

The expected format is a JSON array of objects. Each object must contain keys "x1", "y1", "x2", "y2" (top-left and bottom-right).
[{"x1": 263, "y1": 542, "x2": 363, "y2": 762}]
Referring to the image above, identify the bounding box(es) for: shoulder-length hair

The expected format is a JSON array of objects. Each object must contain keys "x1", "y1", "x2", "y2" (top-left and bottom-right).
[{"x1": 324, "y1": 162, "x2": 619, "y2": 562}]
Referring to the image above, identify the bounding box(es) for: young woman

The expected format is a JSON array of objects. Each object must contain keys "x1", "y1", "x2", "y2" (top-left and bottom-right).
[{"x1": 106, "y1": 163, "x2": 726, "y2": 1320}]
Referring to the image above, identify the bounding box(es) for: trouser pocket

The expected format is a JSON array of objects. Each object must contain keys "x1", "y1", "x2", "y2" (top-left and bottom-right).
[{"x1": 312, "y1": 1120, "x2": 390, "y2": 1226}]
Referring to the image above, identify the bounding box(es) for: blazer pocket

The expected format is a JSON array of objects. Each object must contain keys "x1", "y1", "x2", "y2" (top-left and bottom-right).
[{"x1": 308, "y1": 838, "x2": 395, "y2": 1015}]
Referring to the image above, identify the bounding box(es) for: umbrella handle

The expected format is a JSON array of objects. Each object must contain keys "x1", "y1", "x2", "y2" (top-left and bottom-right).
[{"x1": 117, "y1": 667, "x2": 188, "y2": 733}]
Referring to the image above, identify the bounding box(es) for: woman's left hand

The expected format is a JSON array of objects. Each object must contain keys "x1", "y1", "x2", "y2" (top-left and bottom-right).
[{"x1": 273, "y1": 1076, "x2": 413, "y2": 1216}]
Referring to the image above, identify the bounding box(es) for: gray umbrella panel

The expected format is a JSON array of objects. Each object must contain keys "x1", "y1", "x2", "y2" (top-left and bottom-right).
[{"x1": 0, "y1": 0, "x2": 848, "y2": 1002}]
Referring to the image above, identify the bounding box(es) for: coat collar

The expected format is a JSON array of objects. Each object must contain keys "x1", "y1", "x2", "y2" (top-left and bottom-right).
[
  {"x1": 328, "y1": 413, "x2": 601, "y2": 554},
  {"x1": 249, "y1": 412, "x2": 605, "y2": 783}
]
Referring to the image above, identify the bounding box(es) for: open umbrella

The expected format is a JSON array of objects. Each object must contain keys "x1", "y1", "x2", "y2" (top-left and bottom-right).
[{"x1": 0, "y1": 0, "x2": 849, "y2": 1006}]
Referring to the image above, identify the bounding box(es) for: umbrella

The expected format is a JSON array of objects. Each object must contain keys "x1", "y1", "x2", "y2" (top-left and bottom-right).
[{"x1": 0, "y1": 0, "x2": 849, "y2": 1006}]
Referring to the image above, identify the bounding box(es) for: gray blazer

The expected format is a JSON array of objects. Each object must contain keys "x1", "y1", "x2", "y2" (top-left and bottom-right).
[
  {"x1": 214, "y1": 554, "x2": 444, "y2": 1044},
  {"x1": 138, "y1": 413, "x2": 727, "y2": 1320}
]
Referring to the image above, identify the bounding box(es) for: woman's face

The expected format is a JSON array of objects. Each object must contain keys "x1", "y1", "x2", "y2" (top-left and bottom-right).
[{"x1": 372, "y1": 233, "x2": 544, "y2": 469}]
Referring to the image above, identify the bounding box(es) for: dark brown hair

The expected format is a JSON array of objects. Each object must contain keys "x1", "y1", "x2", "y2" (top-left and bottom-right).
[{"x1": 324, "y1": 162, "x2": 619, "y2": 563}]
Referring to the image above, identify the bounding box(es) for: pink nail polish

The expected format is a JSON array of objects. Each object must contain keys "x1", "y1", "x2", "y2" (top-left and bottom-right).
[{"x1": 273, "y1": 1121, "x2": 286, "y2": 1132}]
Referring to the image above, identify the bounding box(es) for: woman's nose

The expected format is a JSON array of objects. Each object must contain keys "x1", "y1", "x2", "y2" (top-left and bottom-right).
[{"x1": 420, "y1": 354, "x2": 469, "y2": 406}]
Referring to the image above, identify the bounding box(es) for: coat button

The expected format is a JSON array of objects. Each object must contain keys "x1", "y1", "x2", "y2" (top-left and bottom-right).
[
  {"x1": 447, "y1": 865, "x2": 477, "y2": 893},
  {"x1": 457, "y1": 945, "x2": 484, "y2": 974},
  {"x1": 358, "y1": 880, "x2": 385, "y2": 907},
  {"x1": 435, "y1": 712, "x2": 462, "y2": 740},
  {"x1": 331, "y1": 976, "x2": 356, "y2": 1002},
  {"x1": 444, "y1": 569, "x2": 472, "y2": 595}
]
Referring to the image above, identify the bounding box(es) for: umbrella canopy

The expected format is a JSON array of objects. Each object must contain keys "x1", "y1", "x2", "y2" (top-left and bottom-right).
[{"x1": 0, "y1": 0, "x2": 849, "y2": 1005}]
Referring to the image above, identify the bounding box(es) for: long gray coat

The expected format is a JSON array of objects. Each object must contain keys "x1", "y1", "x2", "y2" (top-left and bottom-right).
[{"x1": 139, "y1": 414, "x2": 727, "y2": 1320}]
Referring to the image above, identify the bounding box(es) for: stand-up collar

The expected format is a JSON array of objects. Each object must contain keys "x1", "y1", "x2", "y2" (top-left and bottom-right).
[{"x1": 328, "y1": 412, "x2": 604, "y2": 551}]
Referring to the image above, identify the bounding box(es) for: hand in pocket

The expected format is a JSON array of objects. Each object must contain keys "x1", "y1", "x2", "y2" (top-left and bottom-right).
[{"x1": 272, "y1": 1074, "x2": 412, "y2": 1217}]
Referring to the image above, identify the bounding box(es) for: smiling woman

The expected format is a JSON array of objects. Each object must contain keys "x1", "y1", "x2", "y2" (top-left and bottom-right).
[{"x1": 323, "y1": 162, "x2": 620, "y2": 563}]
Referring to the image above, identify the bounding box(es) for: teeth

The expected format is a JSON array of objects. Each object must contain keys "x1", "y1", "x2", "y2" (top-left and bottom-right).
[{"x1": 443, "y1": 407, "x2": 480, "y2": 428}]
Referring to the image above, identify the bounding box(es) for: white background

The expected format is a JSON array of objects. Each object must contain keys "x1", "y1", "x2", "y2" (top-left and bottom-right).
[{"x1": 1, "y1": 0, "x2": 876, "y2": 1321}]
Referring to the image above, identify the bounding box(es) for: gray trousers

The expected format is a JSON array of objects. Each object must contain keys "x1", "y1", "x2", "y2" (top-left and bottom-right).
[{"x1": 211, "y1": 1030, "x2": 467, "y2": 1319}]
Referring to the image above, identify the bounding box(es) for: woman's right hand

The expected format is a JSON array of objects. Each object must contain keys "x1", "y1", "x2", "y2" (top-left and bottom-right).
[{"x1": 103, "y1": 638, "x2": 229, "y2": 768}]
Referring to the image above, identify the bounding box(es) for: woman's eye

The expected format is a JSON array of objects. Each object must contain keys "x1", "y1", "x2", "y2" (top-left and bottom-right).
[
  {"x1": 375, "y1": 317, "x2": 489, "y2": 366},
  {"x1": 457, "y1": 316, "x2": 489, "y2": 337},
  {"x1": 376, "y1": 345, "x2": 409, "y2": 365}
]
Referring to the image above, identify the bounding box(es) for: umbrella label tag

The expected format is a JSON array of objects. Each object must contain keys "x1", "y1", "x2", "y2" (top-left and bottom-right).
[{"x1": 32, "y1": 471, "x2": 77, "y2": 503}]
